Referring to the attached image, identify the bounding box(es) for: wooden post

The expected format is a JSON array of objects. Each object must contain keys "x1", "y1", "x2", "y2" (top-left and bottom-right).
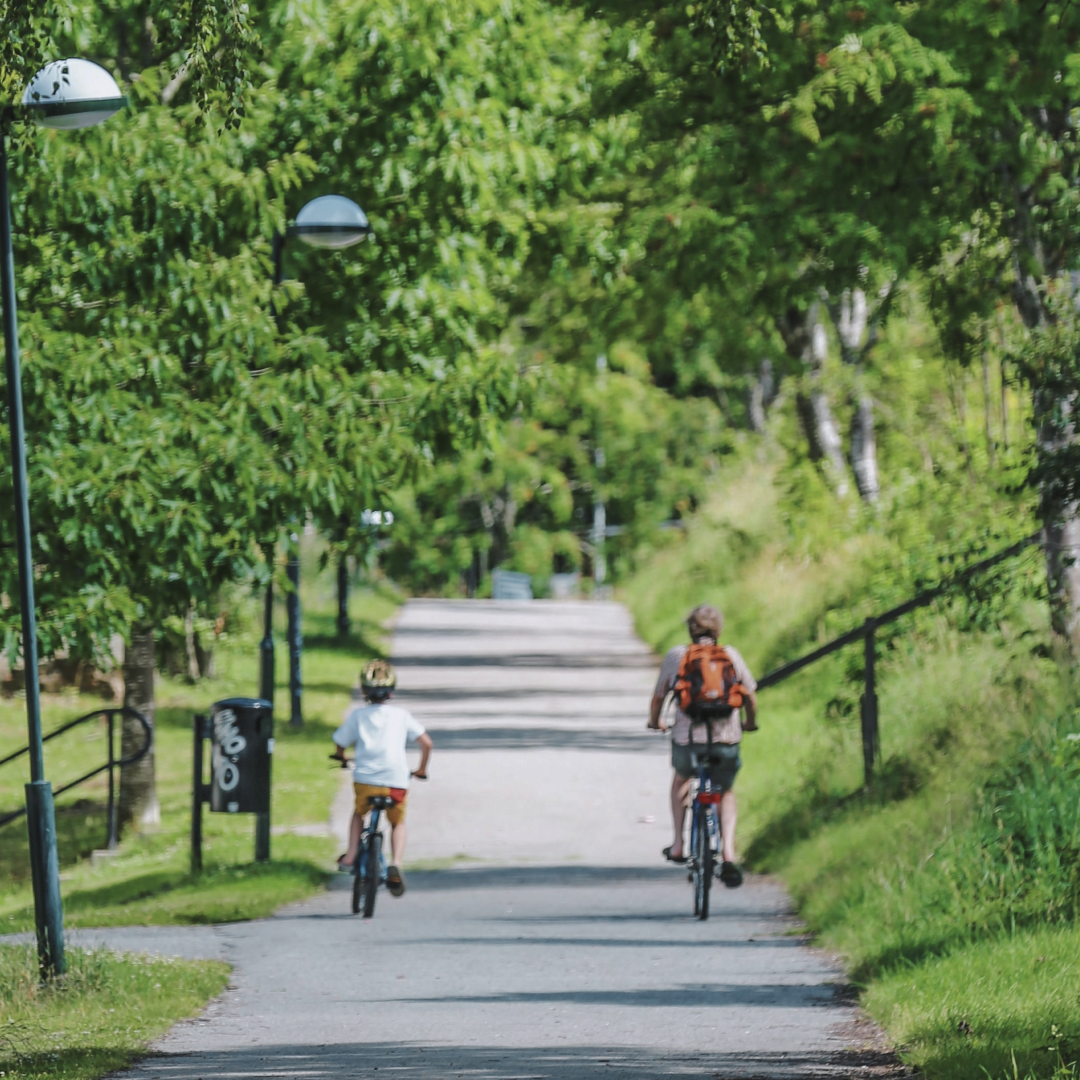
[{"x1": 860, "y1": 618, "x2": 879, "y2": 787}]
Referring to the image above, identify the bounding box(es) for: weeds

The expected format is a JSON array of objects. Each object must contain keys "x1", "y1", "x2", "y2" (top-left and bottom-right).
[{"x1": 0, "y1": 945, "x2": 228, "y2": 1080}]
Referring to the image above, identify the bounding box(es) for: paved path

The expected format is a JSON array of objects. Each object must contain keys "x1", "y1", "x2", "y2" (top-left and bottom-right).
[{"x1": 41, "y1": 601, "x2": 897, "y2": 1078}]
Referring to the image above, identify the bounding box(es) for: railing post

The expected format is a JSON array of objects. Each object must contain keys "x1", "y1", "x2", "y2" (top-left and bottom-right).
[
  {"x1": 106, "y1": 712, "x2": 117, "y2": 850},
  {"x1": 860, "y1": 618, "x2": 879, "y2": 787},
  {"x1": 191, "y1": 715, "x2": 206, "y2": 875}
]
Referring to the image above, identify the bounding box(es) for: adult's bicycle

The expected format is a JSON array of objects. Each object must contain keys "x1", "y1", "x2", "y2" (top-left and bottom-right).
[{"x1": 687, "y1": 727, "x2": 723, "y2": 920}]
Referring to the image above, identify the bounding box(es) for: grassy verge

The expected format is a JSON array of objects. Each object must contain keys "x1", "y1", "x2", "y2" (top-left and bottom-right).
[
  {"x1": 0, "y1": 944, "x2": 229, "y2": 1080},
  {"x1": 623, "y1": 455, "x2": 1079, "y2": 1080},
  {"x1": 0, "y1": 539, "x2": 401, "y2": 930}
]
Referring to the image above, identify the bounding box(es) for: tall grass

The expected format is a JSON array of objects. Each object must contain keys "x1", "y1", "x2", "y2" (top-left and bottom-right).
[{"x1": 623, "y1": 448, "x2": 1079, "y2": 1080}]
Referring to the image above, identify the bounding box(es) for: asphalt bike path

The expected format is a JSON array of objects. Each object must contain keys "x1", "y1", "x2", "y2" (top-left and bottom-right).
[{"x1": 12, "y1": 600, "x2": 899, "y2": 1078}]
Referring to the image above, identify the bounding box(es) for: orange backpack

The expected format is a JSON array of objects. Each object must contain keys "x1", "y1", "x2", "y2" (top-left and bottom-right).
[{"x1": 675, "y1": 643, "x2": 746, "y2": 721}]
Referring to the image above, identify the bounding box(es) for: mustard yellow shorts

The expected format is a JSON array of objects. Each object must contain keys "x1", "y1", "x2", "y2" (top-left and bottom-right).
[{"x1": 354, "y1": 783, "x2": 407, "y2": 825}]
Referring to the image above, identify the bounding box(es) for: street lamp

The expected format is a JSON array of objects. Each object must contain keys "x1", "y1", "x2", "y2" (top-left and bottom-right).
[
  {"x1": 260, "y1": 195, "x2": 370, "y2": 728},
  {"x1": 2, "y1": 58, "x2": 126, "y2": 977}
]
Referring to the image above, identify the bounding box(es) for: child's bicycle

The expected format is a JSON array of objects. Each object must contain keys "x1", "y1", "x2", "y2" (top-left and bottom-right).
[{"x1": 352, "y1": 795, "x2": 392, "y2": 917}]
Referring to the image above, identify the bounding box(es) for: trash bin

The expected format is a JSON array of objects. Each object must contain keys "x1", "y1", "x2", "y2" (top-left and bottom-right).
[
  {"x1": 492, "y1": 568, "x2": 533, "y2": 600},
  {"x1": 209, "y1": 698, "x2": 273, "y2": 815}
]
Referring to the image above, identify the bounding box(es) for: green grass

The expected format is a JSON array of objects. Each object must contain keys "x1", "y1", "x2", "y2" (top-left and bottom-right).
[
  {"x1": 866, "y1": 926, "x2": 1080, "y2": 1079},
  {"x1": 623, "y1": 453, "x2": 1077, "y2": 1080},
  {"x1": 0, "y1": 944, "x2": 229, "y2": 1080},
  {"x1": 0, "y1": 538, "x2": 401, "y2": 930}
]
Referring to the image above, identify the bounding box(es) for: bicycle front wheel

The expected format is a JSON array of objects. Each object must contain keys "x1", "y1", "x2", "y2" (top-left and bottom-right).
[
  {"x1": 693, "y1": 809, "x2": 713, "y2": 920},
  {"x1": 363, "y1": 832, "x2": 382, "y2": 918},
  {"x1": 351, "y1": 864, "x2": 362, "y2": 915}
]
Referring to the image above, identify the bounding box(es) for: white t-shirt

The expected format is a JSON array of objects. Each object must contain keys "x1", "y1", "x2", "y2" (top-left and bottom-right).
[{"x1": 333, "y1": 702, "x2": 426, "y2": 788}]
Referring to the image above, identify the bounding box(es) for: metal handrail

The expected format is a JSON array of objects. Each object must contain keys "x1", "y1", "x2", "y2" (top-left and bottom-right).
[
  {"x1": 0, "y1": 706, "x2": 152, "y2": 848},
  {"x1": 756, "y1": 532, "x2": 1040, "y2": 785}
]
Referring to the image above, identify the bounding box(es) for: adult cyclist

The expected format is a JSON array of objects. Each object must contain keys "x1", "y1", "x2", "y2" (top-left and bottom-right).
[
  {"x1": 647, "y1": 604, "x2": 757, "y2": 888},
  {"x1": 332, "y1": 659, "x2": 432, "y2": 898}
]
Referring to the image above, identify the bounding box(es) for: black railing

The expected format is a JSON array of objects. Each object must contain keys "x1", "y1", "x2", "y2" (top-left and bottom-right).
[
  {"x1": 0, "y1": 707, "x2": 152, "y2": 849},
  {"x1": 756, "y1": 533, "x2": 1041, "y2": 786}
]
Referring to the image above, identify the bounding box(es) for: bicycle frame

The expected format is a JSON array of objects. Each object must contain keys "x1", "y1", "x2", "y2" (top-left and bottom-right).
[
  {"x1": 688, "y1": 743, "x2": 721, "y2": 856},
  {"x1": 357, "y1": 803, "x2": 389, "y2": 882}
]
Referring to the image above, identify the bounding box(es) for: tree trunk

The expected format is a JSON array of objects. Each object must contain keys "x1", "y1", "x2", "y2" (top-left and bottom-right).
[
  {"x1": 828, "y1": 288, "x2": 881, "y2": 504},
  {"x1": 1001, "y1": 359, "x2": 1009, "y2": 452},
  {"x1": 778, "y1": 305, "x2": 849, "y2": 495},
  {"x1": 849, "y1": 393, "x2": 880, "y2": 503},
  {"x1": 982, "y1": 352, "x2": 997, "y2": 469},
  {"x1": 119, "y1": 624, "x2": 159, "y2": 830},
  {"x1": 748, "y1": 358, "x2": 776, "y2": 433},
  {"x1": 1042, "y1": 515, "x2": 1080, "y2": 648},
  {"x1": 748, "y1": 359, "x2": 772, "y2": 433},
  {"x1": 184, "y1": 605, "x2": 200, "y2": 682},
  {"x1": 1013, "y1": 264, "x2": 1080, "y2": 652},
  {"x1": 336, "y1": 553, "x2": 350, "y2": 639}
]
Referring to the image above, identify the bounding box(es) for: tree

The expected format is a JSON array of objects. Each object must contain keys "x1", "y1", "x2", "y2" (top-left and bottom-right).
[{"x1": 686, "y1": 0, "x2": 1080, "y2": 645}]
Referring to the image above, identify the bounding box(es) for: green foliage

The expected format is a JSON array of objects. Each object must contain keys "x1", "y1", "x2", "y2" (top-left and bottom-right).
[
  {"x1": 1, "y1": 0, "x2": 614, "y2": 656},
  {"x1": 384, "y1": 351, "x2": 727, "y2": 593}
]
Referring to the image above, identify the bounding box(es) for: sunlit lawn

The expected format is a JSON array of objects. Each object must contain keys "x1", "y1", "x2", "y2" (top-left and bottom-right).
[{"x1": 0, "y1": 537, "x2": 399, "y2": 930}]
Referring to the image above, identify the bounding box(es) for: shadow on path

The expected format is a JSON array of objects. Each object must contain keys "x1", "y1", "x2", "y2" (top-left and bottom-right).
[{"x1": 130, "y1": 1041, "x2": 904, "y2": 1080}]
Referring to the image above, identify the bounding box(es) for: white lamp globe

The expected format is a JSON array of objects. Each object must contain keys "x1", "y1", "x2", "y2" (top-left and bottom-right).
[
  {"x1": 22, "y1": 59, "x2": 125, "y2": 130},
  {"x1": 289, "y1": 195, "x2": 371, "y2": 249}
]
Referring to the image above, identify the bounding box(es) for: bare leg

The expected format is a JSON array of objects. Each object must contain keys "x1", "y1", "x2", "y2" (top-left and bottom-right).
[
  {"x1": 719, "y1": 790, "x2": 737, "y2": 863},
  {"x1": 669, "y1": 772, "x2": 691, "y2": 857},
  {"x1": 391, "y1": 820, "x2": 407, "y2": 865},
  {"x1": 340, "y1": 810, "x2": 363, "y2": 866}
]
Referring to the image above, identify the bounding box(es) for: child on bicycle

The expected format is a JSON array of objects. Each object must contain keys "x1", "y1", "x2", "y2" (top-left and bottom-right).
[{"x1": 332, "y1": 659, "x2": 432, "y2": 897}]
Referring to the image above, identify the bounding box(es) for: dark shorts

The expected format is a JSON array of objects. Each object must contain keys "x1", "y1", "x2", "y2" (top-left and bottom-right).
[{"x1": 672, "y1": 741, "x2": 741, "y2": 792}]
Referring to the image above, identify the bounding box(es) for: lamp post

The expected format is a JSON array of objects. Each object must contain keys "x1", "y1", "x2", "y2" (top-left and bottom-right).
[
  {"x1": 261, "y1": 195, "x2": 370, "y2": 727},
  {"x1": 2, "y1": 59, "x2": 125, "y2": 977}
]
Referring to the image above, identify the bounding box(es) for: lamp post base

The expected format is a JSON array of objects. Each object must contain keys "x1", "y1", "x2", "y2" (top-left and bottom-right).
[{"x1": 25, "y1": 781, "x2": 65, "y2": 977}]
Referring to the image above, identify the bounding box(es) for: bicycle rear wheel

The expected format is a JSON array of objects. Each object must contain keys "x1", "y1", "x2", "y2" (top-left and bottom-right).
[
  {"x1": 363, "y1": 832, "x2": 382, "y2": 918},
  {"x1": 693, "y1": 808, "x2": 713, "y2": 920}
]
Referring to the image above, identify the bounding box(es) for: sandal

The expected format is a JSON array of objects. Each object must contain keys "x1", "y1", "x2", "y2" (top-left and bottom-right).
[
  {"x1": 663, "y1": 845, "x2": 688, "y2": 865},
  {"x1": 386, "y1": 865, "x2": 406, "y2": 897},
  {"x1": 718, "y1": 860, "x2": 744, "y2": 888},
  {"x1": 336, "y1": 854, "x2": 353, "y2": 873}
]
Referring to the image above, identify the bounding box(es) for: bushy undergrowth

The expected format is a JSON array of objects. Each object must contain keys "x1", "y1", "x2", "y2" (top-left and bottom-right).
[{"x1": 624, "y1": 425, "x2": 1079, "y2": 1078}]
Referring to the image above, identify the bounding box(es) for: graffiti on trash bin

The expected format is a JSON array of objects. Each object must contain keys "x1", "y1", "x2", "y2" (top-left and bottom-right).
[{"x1": 213, "y1": 708, "x2": 247, "y2": 797}]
